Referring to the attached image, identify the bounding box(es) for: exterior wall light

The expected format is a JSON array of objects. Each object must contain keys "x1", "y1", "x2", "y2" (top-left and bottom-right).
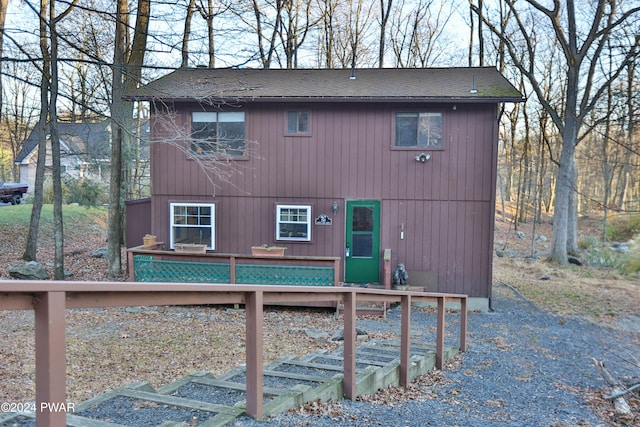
[
  {"x1": 415, "y1": 153, "x2": 431, "y2": 163},
  {"x1": 332, "y1": 201, "x2": 339, "y2": 214}
]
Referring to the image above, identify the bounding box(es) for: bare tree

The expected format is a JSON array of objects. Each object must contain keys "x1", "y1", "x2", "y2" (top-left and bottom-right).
[
  {"x1": 377, "y1": 0, "x2": 393, "y2": 67},
  {"x1": 389, "y1": 0, "x2": 457, "y2": 67},
  {"x1": 474, "y1": 0, "x2": 640, "y2": 265},
  {"x1": 108, "y1": 0, "x2": 150, "y2": 277},
  {"x1": 24, "y1": 0, "x2": 53, "y2": 263},
  {"x1": 196, "y1": 0, "x2": 224, "y2": 68},
  {"x1": 181, "y1": 0, "x2": 196, "y2": 67},
  {"x1": 279, "y1": 0, "x2": 316, "y2": 68},
  {"x1": 0, "y1": 0, "x2": 7, "y2": 125},
  {"x1": 316, "y1": 0, "x2": 338, "y2": 67}
]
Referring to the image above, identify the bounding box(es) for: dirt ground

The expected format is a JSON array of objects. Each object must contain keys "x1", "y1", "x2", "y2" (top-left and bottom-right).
[{"x1": 0, "y1": 209, "x2": 638, "y2": 425}]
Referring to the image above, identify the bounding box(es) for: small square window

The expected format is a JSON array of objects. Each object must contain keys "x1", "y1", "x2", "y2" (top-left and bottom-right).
[
  {"x1": 287, "y1": 111, "x2": 310, "y2": 134},
  {"x1": 395, "y1": 112, "x2": 443, "y2": 147},
  {"x1": 276, "y1": 204, "x2": 311, "y2": 241}
]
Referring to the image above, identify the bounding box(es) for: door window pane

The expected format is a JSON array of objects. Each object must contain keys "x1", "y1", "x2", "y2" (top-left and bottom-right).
[
  {"x1": 352, "y1": 207, "x2": 373, "y2": 231},
  {"x1": 352, "y1": 234, "x2": 373, "y2": 258}
]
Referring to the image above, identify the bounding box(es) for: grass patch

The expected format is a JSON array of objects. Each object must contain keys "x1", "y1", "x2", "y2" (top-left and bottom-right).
[{"x1": 0, "y1": 204, "x2": 108, "y2": 239}]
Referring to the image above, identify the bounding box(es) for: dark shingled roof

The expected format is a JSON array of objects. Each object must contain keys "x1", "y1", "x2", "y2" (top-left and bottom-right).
[
  {"x1": 129, "y1": 67, "x2": 523, "y2": 103},
  {"x1": 15, "y1": 121, "x2": 111, "y2": 163}
]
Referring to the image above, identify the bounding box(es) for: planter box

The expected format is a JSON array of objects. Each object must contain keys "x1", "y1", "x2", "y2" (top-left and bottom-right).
[
  {"x1": 251, "y1": 246, "x2": 286, "y2": 257},
  {"x1": 175, "y1": 243, "x2": 207, "y2": 254},
  {"x1": 142, "y1": 236, "x2": 157, "y2": 246}
]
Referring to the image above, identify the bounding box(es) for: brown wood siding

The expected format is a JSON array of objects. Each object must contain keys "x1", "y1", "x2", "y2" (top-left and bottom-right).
[{"x1": 148, "y1": 102, "x2": 498, "y2": 298}]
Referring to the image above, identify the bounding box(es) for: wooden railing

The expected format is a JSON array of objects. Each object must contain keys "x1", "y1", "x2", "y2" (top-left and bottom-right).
[{"x1": 0, "y1": 281, "x2": 467, "y2": 425}]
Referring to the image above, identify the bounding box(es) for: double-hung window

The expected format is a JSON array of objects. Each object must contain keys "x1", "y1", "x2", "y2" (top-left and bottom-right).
[
  {"x1": 191, "y1": 111, "x2": 245, "y2": 156},
  {"x1": 276, "y1": 204, "x2": 311, "y2": 241},
  {"x1": 286, "y1": 111, "x2": 310, "y2": 135},
  {"x1": 395, "y1": 112, "x2": 443, "y2": 148},
  {"x1": 170, "y1": 203, "x2": 215, "y2": 250}
]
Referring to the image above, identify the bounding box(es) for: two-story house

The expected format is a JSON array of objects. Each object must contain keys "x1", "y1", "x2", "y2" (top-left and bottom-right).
[{"x1": 129, "y1": 67, "x2": 522, "y2": 310}]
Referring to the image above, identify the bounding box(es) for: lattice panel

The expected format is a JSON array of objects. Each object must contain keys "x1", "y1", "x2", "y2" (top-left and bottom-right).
[
  {"x1": 134, "y1": 256, "x2": 231, "y2": 283},
  {"x1": 236, "y1": 264, "x2": 334, "y2": 286}
]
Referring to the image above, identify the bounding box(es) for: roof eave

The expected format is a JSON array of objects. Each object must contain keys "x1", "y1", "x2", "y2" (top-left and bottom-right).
[{"x1": 125, "y1": 95, "x2": 525, "y2": 104}]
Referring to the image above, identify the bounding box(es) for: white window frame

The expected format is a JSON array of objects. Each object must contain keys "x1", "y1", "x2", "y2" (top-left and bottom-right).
[
  {"x1": 276, "y1": 204, "x2": 311, "y2": 242},
  {"x1": 170, "y1": 202, "x2": 215, "y2": 250},
  {"x1": 191, "y1": 111, "x2": 246, "y2": 156}
]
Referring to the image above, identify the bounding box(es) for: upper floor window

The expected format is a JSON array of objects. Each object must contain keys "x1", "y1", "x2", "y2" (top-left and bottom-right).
[
  {"x1": 170, "y1": 202, "x2": 215, "y2": 250},
  {"x1": 276, "y1": 204, "x2": 311, "y2": 241},
  {"x1": 395, "y1": 112, "x2": 443, "y2": 148},
  {"x1": 286, "y1": 111, "x2": 310, "y2": 135},
  {"x1": 191, "y1": 111, "x2": 245, "y2": 156}
]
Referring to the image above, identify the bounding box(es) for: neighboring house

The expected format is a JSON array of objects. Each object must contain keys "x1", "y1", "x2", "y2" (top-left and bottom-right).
[
  {"x1": 15, "y1": 121, "x2": 112, "y2": 192},
  {"x1": 129, "y1": 67, "x2": 523, "y2": 310}
]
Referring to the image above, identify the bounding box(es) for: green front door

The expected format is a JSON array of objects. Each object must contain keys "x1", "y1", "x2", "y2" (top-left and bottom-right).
[{"x1": 345, "y1": 200, "x2": 381, "y2": 284}]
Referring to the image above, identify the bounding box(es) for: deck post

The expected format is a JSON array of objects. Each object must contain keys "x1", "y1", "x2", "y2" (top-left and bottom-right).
[
  {"x1": 400, "y1": 294, "x2": 411, "y2": 386},
  {"x1": 436, "y1": 296, "x2": 445, "y2": 369},
  {"x1": 343, "y1": 291, "x2": 357, "y2": 399},
  {"x1": 460, "y1": 297, "x2": 467, "y2": 351},
  {"x1": 127, "y1": 250, "x2": 135, "y2": 281},
  {"x1": 34, "y1": 291, "x2": 67, "y2": 426},
  {"x1": 245, "y1": 291, "x2": 264, "y2": 419},
  {"x1": 230, "y1": 256, "x2": 237, "y2": 284}
]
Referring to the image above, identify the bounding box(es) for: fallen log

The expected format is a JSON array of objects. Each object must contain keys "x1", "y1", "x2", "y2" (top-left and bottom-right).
[
  {"x1": 605, "y1": 382, "x2": 640, "y2": 400},
  {"x1": 592, "y1": 358, "x2": 635, "y2": 425}
]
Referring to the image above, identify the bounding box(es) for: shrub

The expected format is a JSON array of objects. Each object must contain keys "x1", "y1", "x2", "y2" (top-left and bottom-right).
[
  {"x1": 616, "y1": 234, "x2": 640, "y2": 275},
  {"x1": 606, "y1": 214, "x2": 640, "y2": 241},
  {"x1": 63, "y1": 177, "x2": 108, "y2": 207},
  {"x1": 41, "y1": 177, "x2": 108, "y2": 207}
]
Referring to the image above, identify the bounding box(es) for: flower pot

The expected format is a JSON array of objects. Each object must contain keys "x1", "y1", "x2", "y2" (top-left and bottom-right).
[
  {"x1": 143, "y1": 235, "x2": 157, "y2": 247},
  {"x1": 175, "y1": 243, "x2": 207, "y2": 253},
  {"x1": 251, "y1": 246, "x2": 286, "y2": 257}
]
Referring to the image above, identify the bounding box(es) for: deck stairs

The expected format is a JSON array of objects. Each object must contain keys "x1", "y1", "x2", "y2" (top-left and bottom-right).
[{"x1": 0, "y1": 340, "x2": 458, "y2": 427}]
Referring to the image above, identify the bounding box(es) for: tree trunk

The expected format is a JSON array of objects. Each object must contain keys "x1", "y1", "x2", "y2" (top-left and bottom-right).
[
  {"x1": 108, "y1": 0, "x2": 149, "y2": 277},
  {"x1": 108, "y1": 0, "x2": 127, "y2": 278},
  {"x1": 49, "y1": 0, "x2": 66, "y2": 280},
  {"x1": 0, "y1": 0, "x2": 7, "y2": 124},
  {"x1": 181, "y1": 0, "x2": 195, "y2": 67},
  {"x1": 23, "y1": 0, "x2": 51, "y2": 263}
]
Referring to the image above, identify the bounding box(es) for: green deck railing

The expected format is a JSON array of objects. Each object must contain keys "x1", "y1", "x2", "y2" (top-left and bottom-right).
[
  {"x1": 128, "y1": 248, "x2": 341, "y2": 288},
  {"x1": 134, "y1": 256, "x2": 232, "y2": 283}
]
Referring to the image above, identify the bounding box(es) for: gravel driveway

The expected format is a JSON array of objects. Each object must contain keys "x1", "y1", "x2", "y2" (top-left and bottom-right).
[{"x1": 236, "y1": 284, "x2": 640, "y2": 426}]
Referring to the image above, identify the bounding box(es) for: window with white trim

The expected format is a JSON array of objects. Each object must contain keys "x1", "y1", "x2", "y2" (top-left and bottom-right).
[
  {"x1": 191, "y1": 111, "x2": 245, "y2": 156},
  {"x1": 395, "y1": 112, "x2": 443, "y2": 147},
  {"x1": 276, "y1": 205, "x2": 311, "y2": 241},
  {"x1": 170, "y1": 203, "x2": 215, "y2": 250}
]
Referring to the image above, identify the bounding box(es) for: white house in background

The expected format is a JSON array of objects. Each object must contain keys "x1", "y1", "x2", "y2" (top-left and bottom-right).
[
  {"x1": 15, "y1": 120, "x2": 150, "y2": 193},
  {"x1": 15, "y1": 121, "x2": 111, "y2": 191}
]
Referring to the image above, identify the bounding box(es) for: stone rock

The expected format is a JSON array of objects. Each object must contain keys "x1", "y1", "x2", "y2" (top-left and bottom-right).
[
  {"x1": 516, "y1": 231, "x2": 526, "y2": 240},
  {"x1": 331, "y1": 327, "x2": 369, "y2": 342},
  {"x1": 495, "y1": 250, "x2": 516, "y2": 258},
  {"x1": 539, "y1": 275, "x2": 551, "y2": 280},
  {"x1": 304, "y1": 328, "x2": 329, "y2": 339},
  {"x1": 535, "y1": 234, "x2": 548, "y2": 242},
  {"x1": 610, "y1": 242, "x2": 630, "y2": 253},
  {"x1": 8, "y1": 261, "x2": 49, "y2": 280},
  {"x1": 92, "y1": 247, "x2": 109, "y2": 258}
]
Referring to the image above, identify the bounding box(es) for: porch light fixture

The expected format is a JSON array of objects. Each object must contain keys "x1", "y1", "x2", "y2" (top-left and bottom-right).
[
  {"x1": 415, "y1": 153, "x2": 431, "y2": 163},
  {"x1": 332, "y1": 201, "x2": 339, "y2": 214}
]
